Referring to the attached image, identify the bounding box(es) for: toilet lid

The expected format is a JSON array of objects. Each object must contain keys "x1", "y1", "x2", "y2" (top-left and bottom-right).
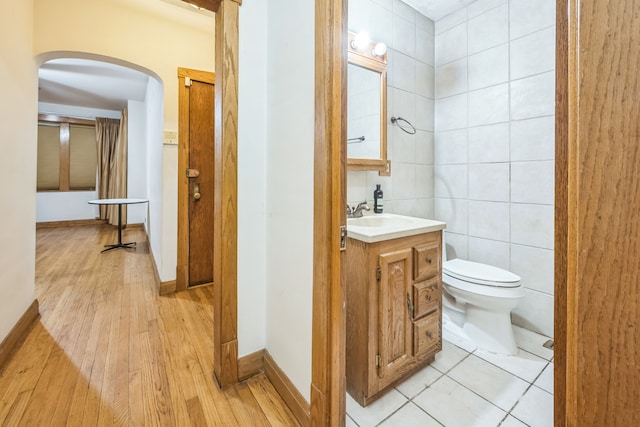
[{"x1": 443, "y1": 259, "x2": 521, "y2": 287}]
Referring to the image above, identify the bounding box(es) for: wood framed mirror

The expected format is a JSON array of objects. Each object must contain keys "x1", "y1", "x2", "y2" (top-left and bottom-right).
[{"x1": 347, "y1": 31, "x2": 390, "y2": 175}]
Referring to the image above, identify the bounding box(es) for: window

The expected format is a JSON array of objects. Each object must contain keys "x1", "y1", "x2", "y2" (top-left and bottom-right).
[{"x1": 37, "y1": 115, "x2": 97, "y2": 192}]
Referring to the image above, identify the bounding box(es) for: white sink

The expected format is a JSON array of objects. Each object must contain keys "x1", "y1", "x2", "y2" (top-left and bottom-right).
[{"x1": 347, "y1": 213, "x2": 446, "y2": 243}]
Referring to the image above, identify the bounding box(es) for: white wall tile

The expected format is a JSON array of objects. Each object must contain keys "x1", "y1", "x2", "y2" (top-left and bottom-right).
[
  {"x1": 415, "y1": 130, "x2": 434, "y2": 165},
  {"x1": 510, "y1": 116, "x2": 555, "y2": 161},
  {"x1": 414, "y1": 198, "x2": 435, "y2": 219},
  {"x1": 394, "y1": 14, "x2": 416, "y2": 57},
  {"x1": 469, "y1": 162, "x2": 510, "y2": 202},
  {"x1": 368, "y1": 2, "x2": 394, "y2": 45},
  {"x1": 415, "y1": 96, "x2": 434, "y2": 131},
  {"x1": 467, "y1": 0, "x2": 508, "y2": 19},
  {"x1": 512, "y1": 289, "x2": 554, "y2": 337},
  {"x1": 510, "y1": 26, "x2": 556, "y2": 80},
  {"x1": 393, "y1": 51, "x2": 416, "y2": 92},
  {"x1": 348, "y1": 0, "x2": 367, "y2": 34},
  {"x1": 468, "y1": 237, "x2": 510, "y2": 270},
  {"x1": 394, "y1": 198, "x2": 418, "y2": 216},
  {"x1": 468, "y1": 123, "x2": 510, "y2": 163},
  {"x1": 442, "y1": 230, "x2": 468, "y2": 260},
  {"x1": 468, "y1": 201, "x2": 510, "y2": 241},
  {"x1": 435, "y1": 8, "x2": 467, "y2": 34},
  {"x1": 435, "y1": 93, "x2": 468, "y2": 131},
  {"x1": 510, "y1": 71, "x2": 555, "y2": 120},
  {"x1": 511, "y1": 161, "x2": 554, "y2": 205},
  {"x1": 347, "y1": 170, "x2": 367, "y2": 205},
  {"x1": 435, "y1": 164, "x2": 468, "y2": 198},
  {"x1": 435, "y1": 24, "x2": 467, "y2": 65},
  {"x1": 394, "y1": 162, "x2": 417, "y2": 199},
  {"x1": 510, "y1": 244, "x2": 554, "y2": 294},
  {"x1": 510, "y1": 0, "x2": 556, "y2": 40},
  {"x1": 468, "y1": 4, "x2": 509, "y2": 55},
  {"x1": 394, "y1": 88, "x2": 416, "y2": 125},
  {"x1": 371, "y1": 0, "x2": 392, "y2": 10},
  {"x1": 394, "y1": 126, "x2": 416, "y2": 163},
  {"x1": 435, "y1": 58, "x2": 468, "y2": 99},
  {"x1": 511, "y1": 203, "x2": 554, "y2": 249},
  {"x1": 416, "y1": 29, "x2": 435, "y2": 65},
  {"x1": 393, "y1": 0, "x2": 415, "y2": 23},
  {"x1": 416, "y1": 165, "x2": 434, "y2": 198},
  {"x1": 435, "y1": 129, "x2": 467, "y2": 165},
  {"x1": 468, "y1": 43, "x2": 509, "y2": 91},
  {"x1": 468, "y1": 83, "x2": 509, "y2": 126},
  {"x1": 435, "y1": 198, "x2": 468, "y2": 234},
  {"x1": 416, "y1": 13, "x2": 435, "y2": 34},
  {"x1": 416, "y1": 61, "x2": 434, "y2": 98}
]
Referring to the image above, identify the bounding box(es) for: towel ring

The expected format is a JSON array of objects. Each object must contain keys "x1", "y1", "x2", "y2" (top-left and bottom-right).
[{"x1": 391, "y1": 116, "x2": 416, "y2": 135}]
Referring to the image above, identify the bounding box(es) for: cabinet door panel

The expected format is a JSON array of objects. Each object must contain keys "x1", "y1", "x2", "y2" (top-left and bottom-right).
[
  {"x1": 378, "y1": 248, "x2": 413, "y2": 385},
  {"x1": 413, "y1": 242, "x2": 440, "y2": 281},
  {"x1": 414, "y1": 312, "x2": 441, "y2": 358},
  {"x1": 413, "y1": 278, "x2": 440, "y2": 319}
]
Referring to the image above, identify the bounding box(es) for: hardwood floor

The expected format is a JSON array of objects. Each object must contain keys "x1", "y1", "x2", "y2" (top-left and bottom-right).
[{"x1": 0, "y1": 224, "x2": 299, "y2": 426}]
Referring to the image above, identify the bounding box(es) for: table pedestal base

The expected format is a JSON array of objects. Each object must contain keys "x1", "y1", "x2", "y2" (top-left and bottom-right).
[{"x1": 102, "y1": 242, "x2": 137, "y2": 253}]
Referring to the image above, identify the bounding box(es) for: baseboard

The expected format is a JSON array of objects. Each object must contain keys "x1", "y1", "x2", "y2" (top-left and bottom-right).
[
  {"x1": 159, "y1": 280, "x2": 177, "y2": 296},
  {"x1": 263, "y1": 350, "x2": 310, "y2": 427},
  {"x1": 36, "y1": 219, "x2": 105, "y2": 228},
  {"x1": 0, "y1": 300, "x2": 40, "y2": 373},
  {"x1": 238, "y1": 349, "x2": 265, "y2": 381}
]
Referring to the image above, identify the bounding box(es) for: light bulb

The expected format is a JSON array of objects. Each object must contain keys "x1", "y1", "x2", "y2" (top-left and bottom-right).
[
  {"x1": 351, "y1": 32, "x2": 370, "y2": 50},
  {"x1": 372, "y1": 42, "x2": 387, "y2": 57}
]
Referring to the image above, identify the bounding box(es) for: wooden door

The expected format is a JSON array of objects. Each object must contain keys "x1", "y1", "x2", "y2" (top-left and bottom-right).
[
  {"x1": 377, "y1": 248, "x2": 413, "y2": 388},
  {"x1": 177, "y1": 68, "x2": 216, "y2": 290}
]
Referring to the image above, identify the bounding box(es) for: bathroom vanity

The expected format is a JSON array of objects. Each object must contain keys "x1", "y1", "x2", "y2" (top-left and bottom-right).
[{"x1": 346, "y1": 214, "x2": 446, "y2": 406}]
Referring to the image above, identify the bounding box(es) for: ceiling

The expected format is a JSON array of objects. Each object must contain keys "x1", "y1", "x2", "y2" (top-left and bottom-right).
[
  {"x1": 38, "y1": 0, "x2": 472, "y2": 112},
  {"x1": 39, "y1": 58, "x2": 150, "y2": 112},
  {"x1": 402, "y1": 0, "x2": 477, "y2": 21}
]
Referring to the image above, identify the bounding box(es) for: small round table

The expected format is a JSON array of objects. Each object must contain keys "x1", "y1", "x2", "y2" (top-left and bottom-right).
[{"x1": 88, "y1": 198, "x2": 148, "y2": 252}]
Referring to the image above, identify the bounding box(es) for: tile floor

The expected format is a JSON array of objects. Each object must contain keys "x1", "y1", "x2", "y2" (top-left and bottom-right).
[{"x1": 346, "y1": 325, "x2": 554, "y2": 427}]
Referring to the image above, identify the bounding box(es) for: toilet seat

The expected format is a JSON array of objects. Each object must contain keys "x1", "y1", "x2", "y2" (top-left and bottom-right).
[{"x1": 443, "y1": 259, "x2": 521, "y2": 288}]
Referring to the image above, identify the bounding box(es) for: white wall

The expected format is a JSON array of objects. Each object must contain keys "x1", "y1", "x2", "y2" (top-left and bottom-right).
[
  {"x1": 347, "y1": 0, "x2": 435, "y2": 218},
  {"x1": 33, "y1": 0, "x2": 215, "y2": 282},
  {"x1": 265, "y1": 0, "x2": 315, "y2": 402},
  {"x1": 433, "y1": 0, "x2": 555, "y2": 337},
  {"x1": 0, "y1": 0, "x2": 38, "y2": 341},
  {"x1": 127, "y1": 100, "x2": 148, "y2": 224},
  {"x1": 237, "y1": 0, "x2": 267, "y2": 356}
]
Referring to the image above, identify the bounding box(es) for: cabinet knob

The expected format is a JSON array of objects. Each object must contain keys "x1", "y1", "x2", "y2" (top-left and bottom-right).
[
  {"x1": 426, "y1": 331, "x2": 433, "y2": 339},
  {"x1": 427, "y1": 258, "x2": 432, "y2": 264}
]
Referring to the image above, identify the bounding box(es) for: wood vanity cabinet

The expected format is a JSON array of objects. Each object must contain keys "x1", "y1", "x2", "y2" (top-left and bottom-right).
[{"x1": 346, "y1": 231, "x2": 443, "y2": 406}]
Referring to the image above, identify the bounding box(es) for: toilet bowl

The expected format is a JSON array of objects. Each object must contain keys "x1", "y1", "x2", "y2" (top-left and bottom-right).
[{"x1": 442, "y1": 257, "x2": 525, "y2": 356}]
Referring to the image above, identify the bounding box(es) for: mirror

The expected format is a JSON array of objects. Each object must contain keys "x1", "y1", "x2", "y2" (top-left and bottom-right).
[{"x1": 347, "y1": 32, "x2": 390, "y2": 175}]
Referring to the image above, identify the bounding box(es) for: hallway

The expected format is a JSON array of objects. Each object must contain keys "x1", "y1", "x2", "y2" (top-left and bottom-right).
[{"x1": 0, "y1": 224, "x2": 298, "y2": 426}]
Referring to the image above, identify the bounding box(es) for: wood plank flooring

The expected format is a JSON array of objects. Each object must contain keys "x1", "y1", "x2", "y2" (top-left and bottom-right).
[{"x1": 0, "y1": 224, "x2": 299, "y2": 426}]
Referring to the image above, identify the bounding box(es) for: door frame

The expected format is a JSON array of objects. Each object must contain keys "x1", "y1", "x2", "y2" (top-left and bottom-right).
[{"x1": 176, "y1": 67, "x2": 216, "y2": 293}]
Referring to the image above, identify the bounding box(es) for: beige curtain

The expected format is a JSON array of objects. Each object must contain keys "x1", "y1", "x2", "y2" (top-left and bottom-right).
[{"x1": 96, "y1": 109, "x2": 128, "y2": 225}]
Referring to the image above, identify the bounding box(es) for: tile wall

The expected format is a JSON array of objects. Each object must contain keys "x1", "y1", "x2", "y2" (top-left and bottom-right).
[
  {"x1": 347, "y1": 0, "x2": 436, "y2": 218},
  {"x1": 433, "y1": 0, "x2": 556, "y2": 337}
]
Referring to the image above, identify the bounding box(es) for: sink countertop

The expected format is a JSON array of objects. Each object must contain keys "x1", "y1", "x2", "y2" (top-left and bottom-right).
[{"x1": 346, "y1": 213, "x2": 446, "y2": 243}]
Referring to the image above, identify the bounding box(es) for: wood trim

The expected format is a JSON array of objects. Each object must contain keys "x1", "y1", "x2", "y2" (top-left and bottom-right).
[
  {"x1": 36, "y1": 219, "x2": 106, "y2": 229},
  {"x1": 0, "y1": 300, "x2": 40, "y2": 373},
  {"x1": 212, "y1": 0, "x2": 239, "y2": 389},
  {"x1": 159, "y1": 280, "x2": 177, "y2": 296},
  {"x1": 237, "y1": 349, "x2": 265, "y2": 381},
  {"x1": 38, "y1": 114, "x2": 95, "y2": 126},
  {"x1": 311, "y1": 0, "x2": 347, "y2": 425},
  {"x1": 555, "y1": 3, "x2": 569, "y2": 423},
  {"x1": 178, "y1": 68, "x2": 215, "y2": 85},
  {"x1": 264, "y1": 351, "x2": 310, "y2": 427}
]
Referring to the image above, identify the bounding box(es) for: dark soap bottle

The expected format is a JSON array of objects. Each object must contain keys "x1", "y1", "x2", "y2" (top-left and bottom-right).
[{"x1": 374, "y1": 184, "x2": 383, "y2": 213}]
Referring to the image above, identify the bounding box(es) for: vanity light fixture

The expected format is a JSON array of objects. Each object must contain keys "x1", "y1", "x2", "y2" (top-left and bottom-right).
[
  {"x1": 350, "y1": 32, "x2": 370, "y2": 51},
  {"x1": 348, "y1": 31, "x2": 387, "y2": 65}
]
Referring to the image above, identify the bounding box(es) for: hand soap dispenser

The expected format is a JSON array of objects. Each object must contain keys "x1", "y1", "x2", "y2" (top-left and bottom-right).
[{"x1": 374, "y1": 184, "x2": 383, "y2": 213}]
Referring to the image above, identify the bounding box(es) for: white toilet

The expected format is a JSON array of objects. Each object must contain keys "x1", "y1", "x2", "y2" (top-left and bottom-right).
[{"x1": 441, "y1": 238, "x2": 525, "y2": 356}]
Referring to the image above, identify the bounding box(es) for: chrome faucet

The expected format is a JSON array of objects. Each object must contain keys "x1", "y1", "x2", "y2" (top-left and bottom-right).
[{"x1": 349, "y1": 201, "x2": 370, "y2": 218}]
